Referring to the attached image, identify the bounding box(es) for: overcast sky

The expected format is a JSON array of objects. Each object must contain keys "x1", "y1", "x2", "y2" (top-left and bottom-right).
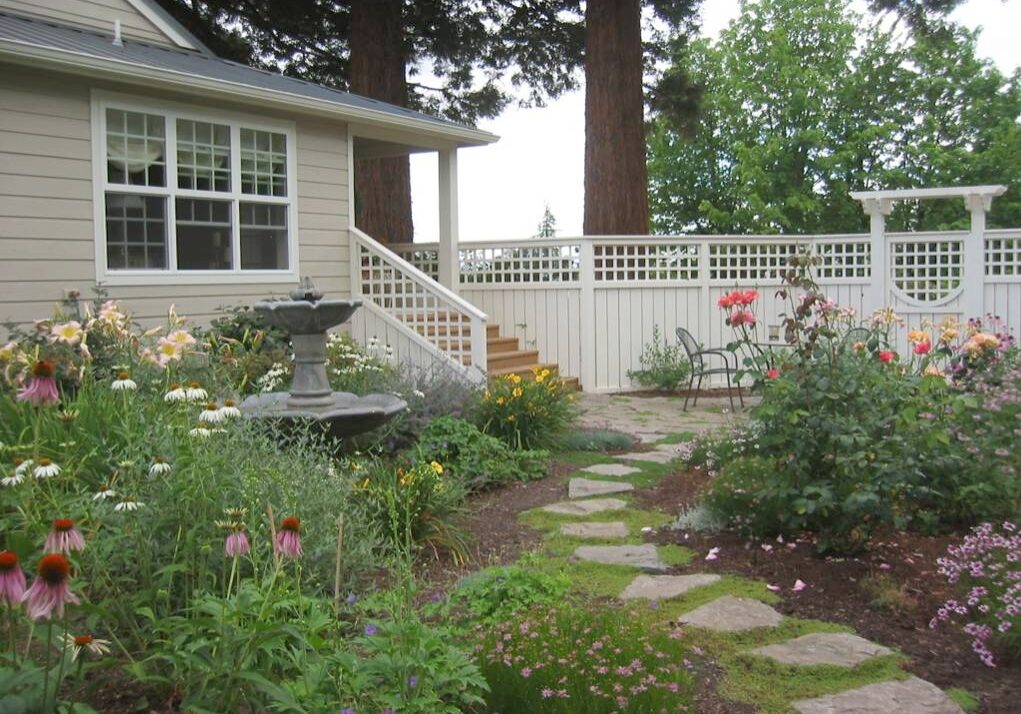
[{"x1": 408, "y1": 0, "x2": 1021, "y2": 243}]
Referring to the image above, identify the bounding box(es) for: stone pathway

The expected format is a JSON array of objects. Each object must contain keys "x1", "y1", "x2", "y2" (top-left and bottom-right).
[
  {"x1": 528, "y1": 400, "x2": 966, "y2": 712},
  {"x1": 561, "y1": 521, "x2": 629, "y2": 539},
  {"x1": 568, "y1": 477, "x2": 634, "y2": 499},
  {"x1": 574, "y1": 544, "x2": 667, "y2": 572}
]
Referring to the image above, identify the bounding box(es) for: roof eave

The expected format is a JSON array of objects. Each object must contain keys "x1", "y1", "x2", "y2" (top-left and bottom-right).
[{"x1": 0, "y1": 39, "x2": 499, "y2": 148}]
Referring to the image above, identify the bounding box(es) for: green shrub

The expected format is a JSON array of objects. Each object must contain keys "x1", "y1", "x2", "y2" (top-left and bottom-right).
[
  {"x1": 626, "y1": 324, "x2": 691, "y2": 391},
  {"x1": 418, "y1": 417, "x2": 547, "y2": 493},
  {"x1": 476, "y1": 368, "x2": 577, "y2": 449},
  {"x1": 449, "y1": 565, "x2": 570, "y2": 623}
]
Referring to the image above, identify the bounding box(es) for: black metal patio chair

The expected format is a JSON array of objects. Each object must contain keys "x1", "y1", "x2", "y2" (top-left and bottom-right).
[{"x1": 676, "y1": 327, "x2": 745, "y2": 411}]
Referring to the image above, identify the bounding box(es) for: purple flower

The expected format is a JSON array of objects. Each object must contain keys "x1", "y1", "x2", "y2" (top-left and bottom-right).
[
  {"x1": 274, "y1": 517, "x2": 303, "y2": 559},
  {"x1": 17, "y1": 361, "x2": 60, "y2": 407},
  {"x1": 408, "y1": 674, "x2": 418, "y2": 688},
  {"x1": 346, "y1": 593, "x2": 358, "y2": 605},
  {"x1": 364, "y1": 623, "x2": 378, "y2": 636}
]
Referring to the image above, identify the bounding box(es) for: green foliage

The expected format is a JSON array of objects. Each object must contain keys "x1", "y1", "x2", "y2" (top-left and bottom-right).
[
  {"x1": 476, "y1": 369, "x2": 577, "y2": 450},
  {"x1": 449, "y1": 565, "x2": 571, "y2": 623},
  {"x1": 559, "y1": 428, "x2": 634, "y2": 452},
  {"x1": 648, "y1": 0, "x2": 1021, "y2": 234},
  {"x1": 475, "y1": 605, "x2": 695, "y2": 713},
  {"x1": 418, "y1": 417, "x2": 548, "y2": 493},
  {"x1": 626, "y1": 325, "x2": 692, "y2": 391}
]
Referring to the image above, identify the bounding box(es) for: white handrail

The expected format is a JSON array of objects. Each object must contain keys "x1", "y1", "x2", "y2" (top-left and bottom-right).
[{"x1": 350, "y1": 227, "x2": 488, "y2": 374}]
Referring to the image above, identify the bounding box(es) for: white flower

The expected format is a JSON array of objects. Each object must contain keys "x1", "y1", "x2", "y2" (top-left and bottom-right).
[
  {"x1": 185, "y1": 384, "x2": 208, "y2": 401},
  {"x1": 199, "y1": 405, "x2": 225, "y2": 423},
  {"x1": 63, "y1": 633, "x2": 111, "y2": 661},
  {"x1": 14, "y1": 459, "x2": 32, "y2": 476},
  {"x1": 164, "y1": 385, "x2": 187, "y2": 402},
  {"x1": 218, "y1": 401, "x2": 241, "y2": 419},
  {"x1": 2, "y1": 472, "x2": 25, "y2": 487},
  {"x1": 33, "y1": 459, "x2": 61, "y2": 479},
  {"x1": 114, "y1": 498, "x2": 144, "y2": 512},
  {"x1": 148, "y1": 458, "x2": 172, "y2": 477},
  {"x1": 51, "y1": 321, "x2": 83, "y2": 345},
  {"x1": 93, "y1": 486, "x2": 116, "y2": 501},
  {"x1": 189, "y1": 425, "x2": 211, "y2": 438},
  {"x1": 111, "y1": 375, "x2": 138, "y2": 391},
  {"x1": 165, "y1": 329, "x2": 196, "y2": 347},
  {"x1": 413, "y1": 390, "x2": 425, "y2": 399}
]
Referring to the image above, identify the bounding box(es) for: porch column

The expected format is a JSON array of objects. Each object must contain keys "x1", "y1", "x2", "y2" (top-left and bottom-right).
[
  {"x1": 863, "y1": 197, "x2": 893, "y2": 314},
  {"x1": 963, "y1": 192, "x2": 991, "y2": 320},
  {"x1": 437, "y1": 147, "x2": 460, "y2": 292}
]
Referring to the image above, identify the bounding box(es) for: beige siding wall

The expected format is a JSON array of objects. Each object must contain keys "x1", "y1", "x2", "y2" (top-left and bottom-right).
[
  {"x1": 0, "y1": 0, "x2": 175, "y2": 46},
  {"x1": 0, "y1": 67, "x2": 351, "y2": 329}
]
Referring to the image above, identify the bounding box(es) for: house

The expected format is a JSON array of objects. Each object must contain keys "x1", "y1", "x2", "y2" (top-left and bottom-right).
[{"x1": 0, "y1": 0, "x2": 532, "y2": 383}]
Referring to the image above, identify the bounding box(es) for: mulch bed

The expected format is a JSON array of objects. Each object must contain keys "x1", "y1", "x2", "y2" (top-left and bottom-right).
[{"x1": 639, "y1": 467, "x2": 1021, "y2": 714}]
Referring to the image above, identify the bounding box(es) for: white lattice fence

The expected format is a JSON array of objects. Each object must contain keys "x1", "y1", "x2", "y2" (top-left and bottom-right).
[{"x1": 388, "y1": 228, "x2": 1016, "y2": 392}]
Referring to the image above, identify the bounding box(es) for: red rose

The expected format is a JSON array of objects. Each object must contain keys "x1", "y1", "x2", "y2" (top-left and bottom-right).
[
  {"x1": 878, "y1": 350, "x2": 895, "y2": 363},
  {"x1": 765, "y1": 368, "x2": 780, "y2": 379}
]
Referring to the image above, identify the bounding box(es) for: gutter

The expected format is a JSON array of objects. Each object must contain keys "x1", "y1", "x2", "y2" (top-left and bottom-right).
[{"x1": 0, "y1": 39, "x2": 499, "y2": 148}]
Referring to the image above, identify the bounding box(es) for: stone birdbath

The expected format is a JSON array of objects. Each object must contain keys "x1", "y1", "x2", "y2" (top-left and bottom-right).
[{"x1": 239, "y1": 278, "x2": 407, "y2": 439}]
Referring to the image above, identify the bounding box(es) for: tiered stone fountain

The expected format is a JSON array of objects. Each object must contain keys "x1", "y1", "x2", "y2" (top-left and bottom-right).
[{"x1": 240, "y1": 278, "x2": 406, "y2": 439}]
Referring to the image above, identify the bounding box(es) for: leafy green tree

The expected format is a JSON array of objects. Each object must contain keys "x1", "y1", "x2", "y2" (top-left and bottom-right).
[
  {"x1": 648, "y1": 0, "x2": 1021, "y2": 235},
  {"x1": 535, "y1": 204, "x2": 558, "y2": 238}
]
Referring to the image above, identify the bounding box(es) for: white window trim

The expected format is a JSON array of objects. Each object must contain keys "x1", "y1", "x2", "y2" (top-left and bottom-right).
[{"x1": 91, "y1": 90, "x2": 300, "y2": 286}]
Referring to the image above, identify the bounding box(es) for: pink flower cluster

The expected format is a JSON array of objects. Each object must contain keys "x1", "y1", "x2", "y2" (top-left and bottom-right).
[
  {"x1": 718, "y1": 289, "x2": 759, "y2": 328},
  {"x1": 930, "y1": 521, "x2": 1020, "y2": 667}
]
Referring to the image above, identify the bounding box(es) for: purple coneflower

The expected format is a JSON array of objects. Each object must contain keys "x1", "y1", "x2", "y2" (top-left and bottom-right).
[
  {"x1": 22, "y1": 553, "x2": 80, "y2": 620},
  {"x1": 225, "y1": 530, "x2": 251, "y2": 558},
  {"x1": 274, "y1": 516, "x2": 303, "y2": 559},
  {"x1": 0, "y1": 550, "x2": 27, "y2": 605},
  {"x1": 17, "y1": 360, "x2": 60, "y2": 407},
  {"x1": 46, "y1": 519, "x2": 86, "y2": 553}
]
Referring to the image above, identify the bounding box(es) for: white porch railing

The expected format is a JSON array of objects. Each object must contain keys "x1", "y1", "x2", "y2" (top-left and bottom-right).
[
  {"x1": 390, "y1": 229, "x2": 1021, "y2": 392},
  {"x1": 348, "y1": 227, "x2": 488, "y2": 382}
]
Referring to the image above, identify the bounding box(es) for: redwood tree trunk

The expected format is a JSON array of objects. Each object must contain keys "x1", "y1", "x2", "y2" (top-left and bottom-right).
[
  {"x1": 583, "y1": 0, "x2": 650, "y2": 235},
  {"x1": 349, "y1": 0, "x2": 414, "y2": 243}
]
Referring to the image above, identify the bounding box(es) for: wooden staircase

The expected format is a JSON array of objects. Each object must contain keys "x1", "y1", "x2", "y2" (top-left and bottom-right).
[{"x1": 398, "y1": 313, "x2": 579, "y2": 390}]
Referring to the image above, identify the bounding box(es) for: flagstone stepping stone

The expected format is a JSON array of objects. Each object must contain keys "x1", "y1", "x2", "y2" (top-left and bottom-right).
[
  {"x1": 636, "y1": 432, "x2": 666, "y2": 444},
  {"x1": 561, "y1": 521, "x2": 629, "y2": 539},
  {"x1": 792, "y1": 677, "x2": 964, "y2": 714},
  {"x1": 543, "y1": 498, "x2": 628, "y2": 516},
  {"x1": 582, "y1": 463, "x2": 642, "y2": 477},
  {"x1": 679, "y1": 595, "x2": 783, "y2": 632},
  {"x1": 574, "y1": 544, "x2": 667, "y2": 572},
  {"x1": 749, "y1": 632, "x2": 893, "y2": 668},
  {"x1": 616, "y1": 450, "x2": 676, "y2": 464},
  {"x1": 569, "y1": 477, "x2": 634, "y2": 499},
  {"x1": 619, "y1": 574, "x2": 721, "y2": 601}
]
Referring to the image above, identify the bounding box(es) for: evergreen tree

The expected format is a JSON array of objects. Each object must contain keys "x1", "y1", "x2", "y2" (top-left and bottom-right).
[{"x1": 535, "y1": 204, "x2": 558, "y2": 237}]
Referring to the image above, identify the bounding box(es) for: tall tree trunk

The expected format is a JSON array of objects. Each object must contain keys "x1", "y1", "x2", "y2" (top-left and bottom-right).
[
  {"x1": 583, "y1": 0, "x2": 650, "y2": 235},
  {"x1": 349, "y1": 0, "x2": 414, "y2": 243}
]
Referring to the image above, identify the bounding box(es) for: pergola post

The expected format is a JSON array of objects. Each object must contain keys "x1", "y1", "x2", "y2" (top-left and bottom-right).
[
  {"x1": 964, "y1": 192, "x2": 991, "y2": 319},
  {"x1": 863, "y1": 196, "x2": 893, "y2": 312},
  {"x1": 437, "y1": 147, "x2": 460, "y2": 292}
]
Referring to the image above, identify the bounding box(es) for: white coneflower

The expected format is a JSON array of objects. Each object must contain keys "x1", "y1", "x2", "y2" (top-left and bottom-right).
[
  {"x1": 111, "y1": 370, "x2": 138, "y2": 391},
  {"x1": 114, "y1": 497, "x2": 143, "y2": 512},
  {"x1": 148, "y1": 457, "x2": 172, "y2": 477},
  {"x1": 198, "y1": 403, "x2": 225, "y2": 424},
  {"x1": 218, "y1": 399, "x2": 241, "y2": 419},
  {"x1": 14, "y1": 459, "x2": 32, "y2": 476},
  {"x1": 33, "y1": 458, "x2": 61, "y2": 479},
  {"x1": 92, "y1": 486, "x2": 116, "y2": 501},
  {"x1": 1, "y1": 472, "x2": 24, "y2": 487},
  {"x1": 164, "y1": 384, "x2": 187, "y2": 402},
  {"x1": 189, "y1": 423, "x2": 211, "y2": 438},
  {"x1": 185, "y1": 382, "x2": 208, "y2": 402},
  {"x1": 63, "y1": 633, "x2": 111, "y2": 661}
]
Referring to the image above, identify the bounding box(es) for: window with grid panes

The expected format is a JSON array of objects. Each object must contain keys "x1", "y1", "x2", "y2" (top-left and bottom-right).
[{"x1": 99, "y1": 102, "x2": 293, "y2": 276}]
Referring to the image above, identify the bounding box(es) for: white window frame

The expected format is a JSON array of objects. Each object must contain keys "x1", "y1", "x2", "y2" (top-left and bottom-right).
[{"x1": 91, "y1": 90, "x2": 299, "y2": 286}]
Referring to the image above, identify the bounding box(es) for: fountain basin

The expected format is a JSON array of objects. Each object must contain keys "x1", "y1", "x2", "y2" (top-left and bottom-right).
[
  {"x1": 254, "y1": 298, "x2": 361, "y2": 335},
  {"x1": 241, "y1": 391, "x2": 407, "y2": 440}
]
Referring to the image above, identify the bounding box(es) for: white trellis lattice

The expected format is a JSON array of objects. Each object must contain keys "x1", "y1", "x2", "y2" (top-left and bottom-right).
[
  {"x1": 708, "y1": 242, "x2": 800, "y2": 283},
  {"x1": 813, "y1": 240, "x2": 871, "y2": 280},
  {"x1": 985, "y1": 233, "x2": 1021, "y2": 278},
  {"x1": 592, "y1": 242, "x2": 699, "y2": 282},
  {"x1": 889, "y1": 238, "x2": 963, "y2": 303}
]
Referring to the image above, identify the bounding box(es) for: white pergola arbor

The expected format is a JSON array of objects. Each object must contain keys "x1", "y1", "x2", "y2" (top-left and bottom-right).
[{"x1": 850, "y1": 185, "x2": 1008, "y2": 318}]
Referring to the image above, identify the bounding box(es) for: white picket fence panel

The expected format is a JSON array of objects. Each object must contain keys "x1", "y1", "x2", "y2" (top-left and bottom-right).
[{"x1": 390, "y1": 228, "x2": 1021, "y2": 392}]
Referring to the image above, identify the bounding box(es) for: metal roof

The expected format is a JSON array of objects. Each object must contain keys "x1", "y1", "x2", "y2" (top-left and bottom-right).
[{"x1": 0, "y1": 11, "x2": 494, "y2": 143}]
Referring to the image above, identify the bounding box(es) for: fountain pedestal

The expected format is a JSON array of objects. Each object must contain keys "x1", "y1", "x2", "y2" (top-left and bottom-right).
[{"x1": 239, "y1": 279, "x2": 407, "y2": 439}]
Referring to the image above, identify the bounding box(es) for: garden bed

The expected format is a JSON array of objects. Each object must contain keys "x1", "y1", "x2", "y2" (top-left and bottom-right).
[{"x1": 640, "y1": 467, "x2": 1021, "y2": 713}]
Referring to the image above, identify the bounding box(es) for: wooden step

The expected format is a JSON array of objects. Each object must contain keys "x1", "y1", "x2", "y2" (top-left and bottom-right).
[
  {"x1": 487, "y1": 349, "x2": 541, "y2": 370},
  {"x1": 487, "y1": 361, "x2": 559, "y2": 379},
  {"x1": 415, "y1": 323, "x2": 499, "y2": 338},
  {"x1": 487, "y1": 336, "x2": 520, "y2": 354}
]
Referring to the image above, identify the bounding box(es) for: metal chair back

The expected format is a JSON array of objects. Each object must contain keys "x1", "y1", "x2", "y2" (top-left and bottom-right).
[{"x1": 675, "y1": 327, "x2": 703, "y2": 371}]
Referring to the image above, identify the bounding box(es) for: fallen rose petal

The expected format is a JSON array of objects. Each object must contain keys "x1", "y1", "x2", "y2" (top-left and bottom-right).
[
  {"x1": 792, "y1": 579, "x2": 807, "y2": 592},
  {"x1": 766, "y1": 584, "x2": 781, "y2": 592},
  {"x1": 705, "y1": 547, "x2": 720, "y2": 561}
]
